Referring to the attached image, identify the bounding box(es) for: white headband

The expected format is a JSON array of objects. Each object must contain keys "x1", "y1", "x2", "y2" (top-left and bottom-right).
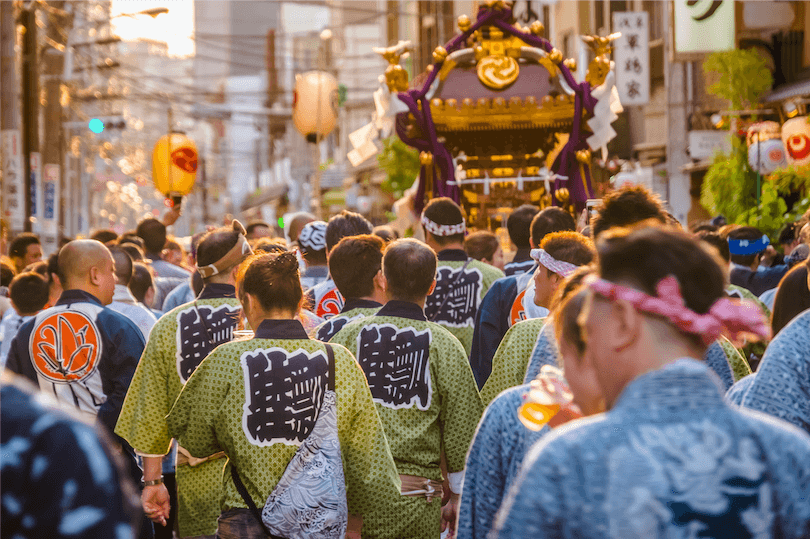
[
  {"x1": 196, "y1": 220, "x2": 254, "y2": 279},
  {"x1": 531, "y1": 249, "x2": 578, "y2": 277},
  {"x1": 420, "y1": 214, "x2": 466, "y2": 236}
]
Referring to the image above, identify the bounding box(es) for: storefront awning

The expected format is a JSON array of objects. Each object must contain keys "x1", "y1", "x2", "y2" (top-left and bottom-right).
[
  {"x1": 240, "y1": 183, "x2": 288, "y2": 212},
  {"x1": 763, "y1": 78, "x2": 810, "y2": 103}
]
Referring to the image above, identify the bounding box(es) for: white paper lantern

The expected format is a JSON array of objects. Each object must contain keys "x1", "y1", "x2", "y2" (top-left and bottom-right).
[
  {"x1": 748, "y1": 138, "x2": 787, "y2": 175},
  {"x1": 782, "y1": 116, "x2": 810, "y2": 167},
  {"x1": 293, "y1": 71, "x2": 340, "y2": 143}
]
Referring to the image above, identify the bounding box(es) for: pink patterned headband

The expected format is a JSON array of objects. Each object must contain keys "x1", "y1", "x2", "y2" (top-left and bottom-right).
[
  {"x1": 531, "y1": 249, "x2": 579, "y2": 277},
  {"x1": 420, "y1": 214, "x2": 466, "y2": 237},
  {"x1": 584, "y1": 274, "x2": 770, "y2": 346}
]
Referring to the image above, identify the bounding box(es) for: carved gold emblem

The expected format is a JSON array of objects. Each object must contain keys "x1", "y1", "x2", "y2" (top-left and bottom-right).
[
  {"x1": 477, "y1": 55, "x2": 519, "y2": 90},
  {"x1": 372, "y1": 41, "x2": 413, "y2": 93}
]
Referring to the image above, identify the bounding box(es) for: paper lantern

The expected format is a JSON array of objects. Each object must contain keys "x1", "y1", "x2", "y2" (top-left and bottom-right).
[
  {"x1": 293, "y1": 71, "x2": 339, "y2": 143},
  {"x1": 152, "y1": 133, "x2": 198, "y2": 196},
  {"x1": 748, "y1": 138, "x2": 787, "y2": 175},
  {"x1": 782, "y1": 116, "x2": 810, "y2": 167}
]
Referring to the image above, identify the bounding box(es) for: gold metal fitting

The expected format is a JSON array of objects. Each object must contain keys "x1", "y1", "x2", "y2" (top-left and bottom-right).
[
  {"x1": 563, "y1": 58, "x2": 577, "y2": 71},
  {"x1": 433, "y1": 46, "x2": 448, "y2": 63},
  {"x1": 555, "y1": 188, "x2": 570, "y2": 203},
  {"x1": 420, "y1": 152, "x2": 434, "y2": 166},
  {"x1": 458, "y1": 15, "x2": 471, "y2": 33},
  {"x1": 530, "y1": 21, "x2": 544, "y2": 36},
  {"x1": 576, "y1": 149, "x2": 592, "y2": 164},
  {"x1": 548, "y1": 48, "x2": 563, "y2": 64}
]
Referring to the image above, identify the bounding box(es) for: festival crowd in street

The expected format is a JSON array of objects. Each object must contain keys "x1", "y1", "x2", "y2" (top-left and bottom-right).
[{"x1": 2, "y1": 185, "x2": 810, "y2": 539}]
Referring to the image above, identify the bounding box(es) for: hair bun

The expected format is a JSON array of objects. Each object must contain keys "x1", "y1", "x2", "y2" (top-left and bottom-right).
[{"x1": 273, "y1": 251, "x2": 299, "y2": 276}]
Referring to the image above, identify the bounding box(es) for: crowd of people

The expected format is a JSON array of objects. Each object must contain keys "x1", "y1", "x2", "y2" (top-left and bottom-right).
[{"x1": 2, "y1": 184, "x2": 810, "y2": 539}]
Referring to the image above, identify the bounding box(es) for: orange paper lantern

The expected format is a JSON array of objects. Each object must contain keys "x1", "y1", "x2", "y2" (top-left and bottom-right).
[{"x1": 152, "y1": 133, "x2": 198, "y2": 196}]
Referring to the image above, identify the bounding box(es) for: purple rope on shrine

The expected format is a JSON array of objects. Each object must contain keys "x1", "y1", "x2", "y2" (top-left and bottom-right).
[
  {"x1": 397, "y1": 4, "x2": 597, "y2": 212},
  {"x1": 493, "y1": 19, "x2": 597, "y2": 207}
]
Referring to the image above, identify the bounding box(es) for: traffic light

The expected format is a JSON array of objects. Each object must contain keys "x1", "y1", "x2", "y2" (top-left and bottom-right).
[{"x1": 88, "y1": 116, "x2": 126, "y2": 134}]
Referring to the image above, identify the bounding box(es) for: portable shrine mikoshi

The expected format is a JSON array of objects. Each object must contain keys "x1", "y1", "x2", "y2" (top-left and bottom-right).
[{"x1": 375, "y1": 0, "x2": 622, "y2": 228}]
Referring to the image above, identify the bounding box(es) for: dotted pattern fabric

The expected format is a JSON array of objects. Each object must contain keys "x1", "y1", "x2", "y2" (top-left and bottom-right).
[
  {"x1": 717, "y1": 336, "x2": 752, "y2": 382},
  {"x1": 522, "y1": 320, "x2": 562, "y2": 386},
  {"x1": 165, "y1": 338, "x2": 403, "y2": 539},
  {"x1": 115, "y1": 296, "x2": 241, "y2": 537},
  {"x1": 481, "y1": 318, "x2": 548, "y2": 406},
  {"x1": 331, "y1": 314, "x2": 484, "y2": 536},
  {"x1": 726, "y1": 284, "x2": 770, "y2": 361},
  {"x1": 427, "y1": 260, "x2": 504, "y2": 356}
]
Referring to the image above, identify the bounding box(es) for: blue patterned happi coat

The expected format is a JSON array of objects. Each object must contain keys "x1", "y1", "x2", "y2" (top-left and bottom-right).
[
  {"x1": 492, "y1": 359, "x2": 810, "y2": 539},
  {"x1": 739, "y1": 309, "x2": 810, "y2": 434},
  {"x1": 458, "y1": 384, "x2": 547, "y2": 539}
]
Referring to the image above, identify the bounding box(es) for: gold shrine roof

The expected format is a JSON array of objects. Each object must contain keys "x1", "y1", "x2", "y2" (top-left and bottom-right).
[{"x1": 426, "y1": 40, "x2": 578, "y2": 132}]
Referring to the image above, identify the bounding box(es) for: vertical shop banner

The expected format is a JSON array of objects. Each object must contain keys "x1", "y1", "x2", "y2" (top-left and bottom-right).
[
  {"x1": 42, "y1": 164, "x2": 60, "y2": 253},
  {"x1": 1, "y1": 130, "x2": 24, "y2": 231},
  {"x1": 674, "y1": 0, "x2": 734, "y2": 54},
  {"x1": 613, "y1": 12, "x2": 649, "y2": 106}
]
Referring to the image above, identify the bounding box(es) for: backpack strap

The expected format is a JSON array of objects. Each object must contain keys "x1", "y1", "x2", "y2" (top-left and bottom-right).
[
  {"x1": 229, "y1": 343, "x2": 335, "y2": 539},
  {"x1": 230, "y1": 465, "x2": 286, "y2": 539}
]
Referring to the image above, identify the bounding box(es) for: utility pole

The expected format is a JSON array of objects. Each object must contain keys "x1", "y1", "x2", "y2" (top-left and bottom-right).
[
  {"x1": 266, "y1": 28, "x2": 277, "y2": 172},
  {"x1": 20, "y1": 6, "x2": 39, "y2": 233},
  {"x1": 1, "y1": 1, "x2": 24, "y2": 236},
  {"x1": 42, "y1": 1, "x2": 69, "y2": 254}
]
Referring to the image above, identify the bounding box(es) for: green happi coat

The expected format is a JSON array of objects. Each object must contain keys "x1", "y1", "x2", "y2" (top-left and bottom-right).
[
  {"x1": 727, "y1": 284, "x2": 770, "y2": 363},
  {"x1": 718, "y1": 335, "x2": 752, "y2": 381},
  {"x1": 331, "y1": 300, "x2": 484, "y2": 538},
  {"x1": 165, "y1": 319, "x2": 403, "y2": 538},
  {"x1": 311, "y1": 298, "x2": 382, "y2": 342},
  {"x1": 481, "y1": 317, "x2": 549, "y2": 406},
  {"x1": 116, "y1": 284, "x2": 242, "y2": 537},
  {"x1": 425, "y1": 249, "x2": 504, "y2": 356}
]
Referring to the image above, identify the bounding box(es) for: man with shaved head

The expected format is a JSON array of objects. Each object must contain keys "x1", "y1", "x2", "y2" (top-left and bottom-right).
[{"x1": 5, "y1": 240, "x2": 147, "y2": 509}]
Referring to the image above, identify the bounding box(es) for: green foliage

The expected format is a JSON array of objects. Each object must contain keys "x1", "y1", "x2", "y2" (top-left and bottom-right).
[
  {"x1": 700, "y1": 48, "x2": 808, "y2": 239},
  {"x1": 701, "y1": 138, "x2": 757, "y2": 222},
  {"x1": 737, "y1": 182, "x2": 788, "y2": 239},
  {"x1": 699, "y1": 138, "x2": 810, "y2": 241},
  {"x1": 768, "y1": 164, "x2": 810, "y2": 194},
  {"x1": 700, "y1": 50, "x2": 810, "y2": 240},
  {"x1": 703, "y1": 49, "x2": 773, "y2": 111},
  {"x1": 377, "y1": 137, "x2": 420, "y2": 199}
]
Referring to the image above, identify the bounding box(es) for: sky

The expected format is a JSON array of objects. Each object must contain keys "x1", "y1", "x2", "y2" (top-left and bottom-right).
[{"x1": 111, "y1": 0, "x2": 195, "y2": 57}]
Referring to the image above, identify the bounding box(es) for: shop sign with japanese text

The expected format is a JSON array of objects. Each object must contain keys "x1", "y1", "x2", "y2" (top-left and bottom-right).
[
  {"x1": 613, "y1": 12, "x2": 649, "y2": 106},
  {"x1": 674, "y1": 0, "x2": 734, "y2": 54}
]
